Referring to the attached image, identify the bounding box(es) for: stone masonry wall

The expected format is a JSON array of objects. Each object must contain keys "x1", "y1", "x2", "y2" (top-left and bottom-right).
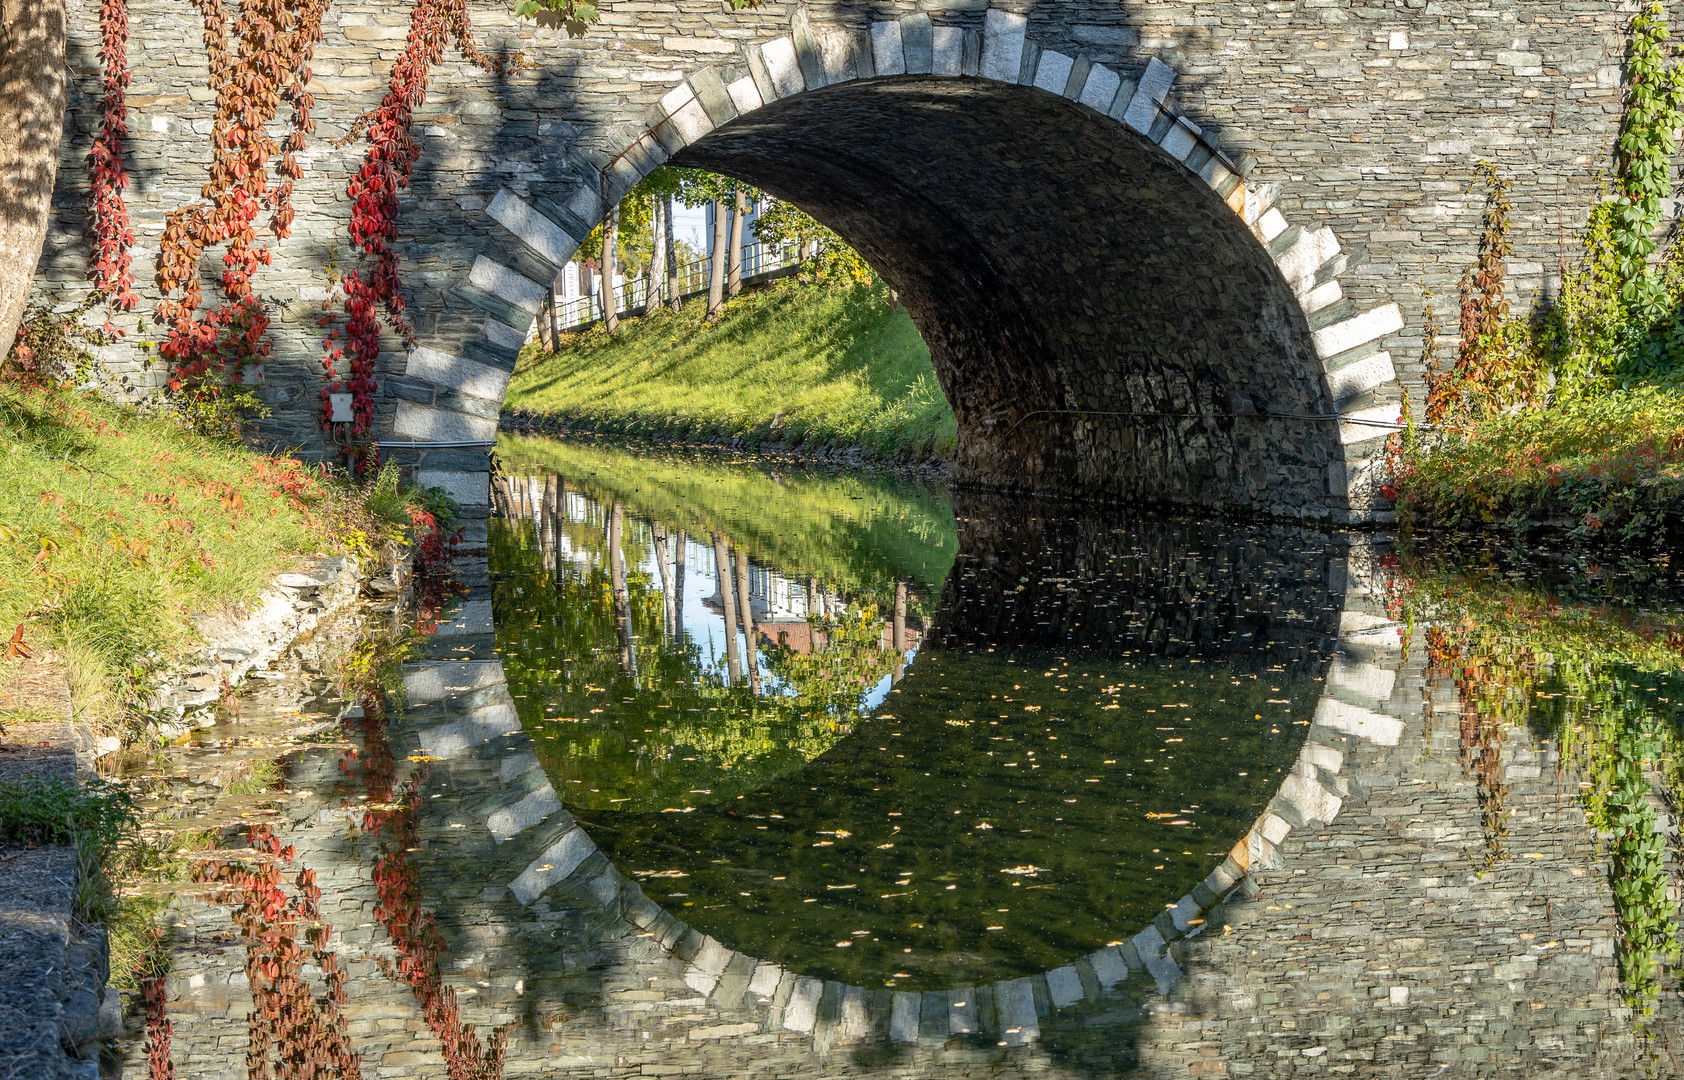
[{"x1": 38, "y1": 0, "x2": 1631, "y2": 524}]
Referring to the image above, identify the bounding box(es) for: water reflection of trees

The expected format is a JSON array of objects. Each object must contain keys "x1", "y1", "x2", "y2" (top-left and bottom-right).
[
  {"x1": 1390, "y1": 552, "x2": 1684, "y2": 1019},
  {"x1": 490, "y1": 484, "x2": 920, "y2": 812}
]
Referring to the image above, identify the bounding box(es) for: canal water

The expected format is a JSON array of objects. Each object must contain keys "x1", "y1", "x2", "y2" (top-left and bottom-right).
[{"x1": 113, "y1": 436, "x2": 1683, "y2": 1078}]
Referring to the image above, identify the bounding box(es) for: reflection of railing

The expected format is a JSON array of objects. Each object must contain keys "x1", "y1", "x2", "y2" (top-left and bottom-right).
[{"x1": 549, "y1": 240, "x2": 805, "y2": 331}]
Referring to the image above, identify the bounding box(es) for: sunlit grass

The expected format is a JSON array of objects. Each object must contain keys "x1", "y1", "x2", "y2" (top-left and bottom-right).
[
  {"x1": 506, "y1": 279, "x2": 956, "y2": 459},
  {"x1": 0, "y1": 382, "x2": 414, "y2": 732},
  {"x1": 1397, "y1": 386, "x2": 1684, "y2": 539}
]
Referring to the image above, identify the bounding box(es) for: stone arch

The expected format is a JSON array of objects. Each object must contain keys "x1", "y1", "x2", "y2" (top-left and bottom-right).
[{"x1": 388, "y1": 6, "x2": 1405, "y2": 523}]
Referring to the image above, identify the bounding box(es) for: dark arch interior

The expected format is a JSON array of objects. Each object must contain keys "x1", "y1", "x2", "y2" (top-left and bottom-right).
[{"x1": 670, "y1": 76, "x2": 1344, "y2": 515}]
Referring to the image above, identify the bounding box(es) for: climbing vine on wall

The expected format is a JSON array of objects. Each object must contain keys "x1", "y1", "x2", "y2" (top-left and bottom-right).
[
  {"x1": 90, "y1": 0, "x2": 138, "y2": 311},
  {"x1": 320, "y1": 0, "x2": 518, "y2": 474},
  {"x1": 151, "y1": 0, "x2": 330, "y2": 432},
  {"x1": 1615, "y1": 1, "x2": 1684, "y2": 321},
  {"x1": 1422, "y1": 163, "x2": 1545, "y2": 426}
]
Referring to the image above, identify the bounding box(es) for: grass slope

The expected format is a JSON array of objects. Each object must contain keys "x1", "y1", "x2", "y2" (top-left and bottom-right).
[
  {"x1": 0, "y1": 382, "x2": 416, "y2": 732},
  {"x1": 506, "y1": 280, "x2": 956, "y2": 459}
]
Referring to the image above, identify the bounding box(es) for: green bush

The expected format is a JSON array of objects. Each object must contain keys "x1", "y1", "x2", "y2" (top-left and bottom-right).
[{"x1": 1393, "y1": 386, "x2": 1684, "y2": 540}]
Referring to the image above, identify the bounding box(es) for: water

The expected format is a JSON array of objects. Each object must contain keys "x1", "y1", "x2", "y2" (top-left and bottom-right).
[{"x1": 111, "y1": 438, "x2": 1684, "y2": 1078}]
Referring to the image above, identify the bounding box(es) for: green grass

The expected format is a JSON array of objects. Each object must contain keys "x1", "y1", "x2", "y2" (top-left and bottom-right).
[
  {"x1": 0, "y1": 775, "x2": 137, "y2": 920},
  {"x1": 506, "y1": 279, "x2": 956, "y2": 460},
  {"x1": 1395, "y1": 386, "x2": 1684, "y2": 540},
  {"x1": 0, "y1": 381, "x2": 424, "y2": 734}
]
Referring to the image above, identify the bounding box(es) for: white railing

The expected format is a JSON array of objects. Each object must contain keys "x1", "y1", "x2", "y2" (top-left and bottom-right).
[{"x1": 547, "y1": 240, "x2": 806, "y2": 332}]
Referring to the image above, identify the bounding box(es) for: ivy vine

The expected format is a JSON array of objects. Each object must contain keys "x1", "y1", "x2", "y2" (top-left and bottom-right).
[
  {"x1": 150, "y1": 0, "x2": 331, "y2": 434},
  {"x1": 89, "y1": 0, "x2": 138, "y2": 312},
  {"x1": 320, "y1": 0, "x2": 519, "y2": 474}
]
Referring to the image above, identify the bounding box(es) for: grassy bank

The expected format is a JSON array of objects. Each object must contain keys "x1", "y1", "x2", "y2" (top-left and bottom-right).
[
  {"x1": 1393, "y1": 387, "x2": 1684, "y2": 542},
  {"x1": 0, "y1": 380, "x2": 437, "y2": 736},
  {"x1": 506, "y1": 279, "x2": 956, "y2": 460}
]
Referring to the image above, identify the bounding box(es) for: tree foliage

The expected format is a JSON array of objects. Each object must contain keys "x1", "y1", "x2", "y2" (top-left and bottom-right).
[{"x1": 752, "y1": 198, "x2": 876, "y2": 286}]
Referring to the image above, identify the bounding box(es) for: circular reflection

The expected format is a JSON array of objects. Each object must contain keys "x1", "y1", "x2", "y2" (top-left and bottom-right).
[{"x1": 492, "y1": 452, "x2": 1340, "y2": 989}]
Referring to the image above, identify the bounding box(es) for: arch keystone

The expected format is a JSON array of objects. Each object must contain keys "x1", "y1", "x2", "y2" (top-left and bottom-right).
[{"x1": 900, "y1": 13, "x2": 934, "y2": 74}]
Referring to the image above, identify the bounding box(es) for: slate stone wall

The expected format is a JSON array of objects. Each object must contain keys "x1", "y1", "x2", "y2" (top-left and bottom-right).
[{"x1": 40, "y1": 0, "x2": 1628, "y2": 524}]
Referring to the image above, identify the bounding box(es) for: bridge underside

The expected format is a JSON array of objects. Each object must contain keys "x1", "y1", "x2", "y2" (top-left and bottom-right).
[{"x1": 673, "y1": 78, "x2": 1343, "y2": 516}]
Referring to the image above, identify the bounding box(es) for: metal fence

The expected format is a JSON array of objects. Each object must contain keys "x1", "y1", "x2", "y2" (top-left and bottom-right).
[{"x1": 548, "y1": 240, "x2": 806, "y2": 331}]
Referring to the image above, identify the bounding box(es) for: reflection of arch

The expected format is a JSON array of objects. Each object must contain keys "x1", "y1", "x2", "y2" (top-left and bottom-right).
[
  {"x1": 401, "y1": 534, "x2": 1408, "y2": 1049},
  {"x1": 392, "y1": 5, "x2": 1403, "y2": 522}
]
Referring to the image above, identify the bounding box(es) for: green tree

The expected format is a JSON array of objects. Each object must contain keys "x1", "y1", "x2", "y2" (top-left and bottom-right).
[{"x1": 752, "y1": 198, "x2": 876, "y2": 286}]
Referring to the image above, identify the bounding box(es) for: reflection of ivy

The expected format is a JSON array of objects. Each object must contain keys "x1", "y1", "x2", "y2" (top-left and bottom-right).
[
  {"x1": 1396, "y1": 553, "x2": 1683, "y2": 1016},
  {"x1": 1426, "y1": 624, "x2": 1515, "y2": 866}
]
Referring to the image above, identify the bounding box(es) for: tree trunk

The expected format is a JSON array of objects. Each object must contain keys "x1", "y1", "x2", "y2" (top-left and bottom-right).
[
  {"x1": 0, "y1": 0, "x2": 67, "y2": 363},
  {"x1": 706, "y1": 199, "x2": 727, "y2": 319},
  {"x1": 672, "y1": 529, "x2": 686, "y2": 638},
  {"x1": 609, "y1": 501, "x2": 636, "y2": 676},
  {"x1": 727, "y1": 187, "x2": 746, "y2": 298},
  {"x1": 711, "y1": 531, "x2": 740, "y2": 685},
  {"x1": 664, "y1": 194, "x2": 680, "y2": 310},
  {"x1": 651, "y1": 524, "x2": 675, "y2": 643},
  {"x1": 535, "y1": 291, "x2": 556, "y2": 352},
  {"x1": 602, "y1": 206, "x2": 620, "y2": 332},
  {"x1": 892, "y1": 578, "x2": 908, "y2": 685},
  {"x1": 645, "y1": 195, "x2": 664, "y2": 311},
  {"x1": 734, "y1": 548, "x2": 760, "y2": 695}
]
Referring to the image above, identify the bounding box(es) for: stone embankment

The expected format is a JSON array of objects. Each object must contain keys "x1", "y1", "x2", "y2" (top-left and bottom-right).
[
  {"x1": 0, "y1": 551, "x2": 397, "y2": 1079},
  {"x1": 141, "y1": 552, "x2": 401, "y2": 745}
]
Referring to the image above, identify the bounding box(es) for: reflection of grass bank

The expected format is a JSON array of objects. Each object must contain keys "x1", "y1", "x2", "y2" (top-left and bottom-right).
[
  {"x1": 0, "y1": 382, "x2": 438, "y2": 737},
  {"x1": 1390, "y1": 549, "x2": 1683, "y2": 1016},
  {"x1": 505, "y1": 280, "x2": 955, "y2": 461},
  {"x1": 1393, "y1": 388, "x2": 1684, "y2": 542},
  {"x1": 495, "y1": 434, "x2": 956, "y2": 603}
]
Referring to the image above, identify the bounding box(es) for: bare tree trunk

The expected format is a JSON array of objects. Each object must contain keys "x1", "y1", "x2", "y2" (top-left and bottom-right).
[
  {"x1": 645, "y1": 195, "x2": 665, "y2": 311},
  {"x1": 602, "y1": 206, "x2": 620, "y2": 332},
  {"x1": 609, "y1": 501, "x2": 636, "y2": 676},
  {"x1": 672, "y1": 529, "x2": 686, "y2": 638},
  {"x1": 734, "y1": 548, "x2": 760, "y2": 695},
  {"x1": 0, "y1": 0, "x2": 67, "y2": 362},
  {"x1": 535, "y1": 290, "x2": 556, "y2": 352},
  {"x1": 892, "y1": 578, "x2": 908, "y2": 685},
  {"x1": 706, "y1": 199, "x2": 727, "y2": 319},
  {"x1": 711, "y1": 531, "x2": 740, "y2": 685},
  {"x1": 664, "y1": 193, "x2": 680, "y2": 310},
  {"x1": 727, "y1": 186, "x2": 746, "y2": 298},
  {"x1": 651, "y1": 524, "x2": 675, "y2": 644}
]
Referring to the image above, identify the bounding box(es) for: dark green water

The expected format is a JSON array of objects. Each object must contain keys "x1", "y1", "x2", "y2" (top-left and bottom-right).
[{"x1": 490, "y1": 443, "x2": 1337, "y2": 988}]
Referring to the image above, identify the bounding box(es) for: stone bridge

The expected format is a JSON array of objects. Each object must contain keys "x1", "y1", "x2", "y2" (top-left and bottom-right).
[{"x1": 42, "y1": 0, "x2": 1626, "y2": 522}]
